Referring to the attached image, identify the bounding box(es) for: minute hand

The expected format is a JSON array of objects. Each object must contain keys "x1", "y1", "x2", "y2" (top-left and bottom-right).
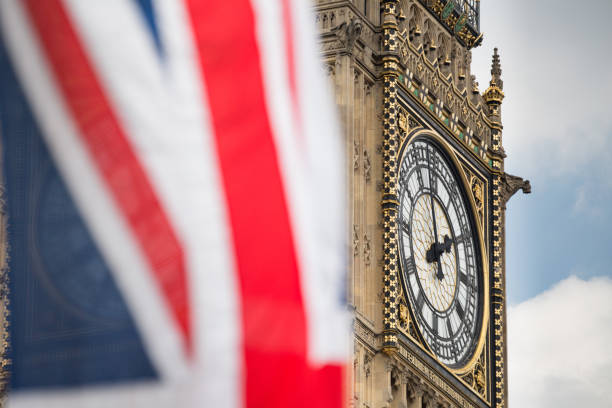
[
  {"x1": 427, "y1": 150, "x2": 439, "y2": 251},
  {"x1": 430, "y1": 195, "x2": 445, "y2": 281}
]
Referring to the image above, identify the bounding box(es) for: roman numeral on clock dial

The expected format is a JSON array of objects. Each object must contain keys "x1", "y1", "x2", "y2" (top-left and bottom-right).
[
  {"x1": 456, "y1": 302, "x2": 465, "y2": 322},
  {"x1": 416, "y1": 291, "x2": 425, "y2": 311}
]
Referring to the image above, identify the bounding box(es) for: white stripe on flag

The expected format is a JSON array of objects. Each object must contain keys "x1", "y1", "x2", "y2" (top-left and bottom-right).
[
  {"x1": 291, "y1": 0, "x2": 349, "y2": 363},
  {"x1": 147, "y1": 0, "x2": 244, "y2": 405},
  {"x1": 249, "y1": 0, "x2": 349, "y2": 365},
  {"x1": 62, "y1": 4, "x2": 243, "y2": 398}
]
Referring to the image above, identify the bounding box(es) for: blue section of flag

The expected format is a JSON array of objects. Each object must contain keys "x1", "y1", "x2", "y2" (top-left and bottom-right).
[
  {"x1": 0, "y1": 37, "x2": 157, "y2": 390},
  {"x1": 132, "y1": 0, "x2": 163, "y2": 57}
]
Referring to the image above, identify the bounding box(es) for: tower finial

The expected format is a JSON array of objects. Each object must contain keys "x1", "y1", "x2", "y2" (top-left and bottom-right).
[
  {"x1": 490, "y1": 48, "x2": 503, "y2": 89},
  {"x1": 483, "y1": 47, "x2": 505, "y2": 121}
]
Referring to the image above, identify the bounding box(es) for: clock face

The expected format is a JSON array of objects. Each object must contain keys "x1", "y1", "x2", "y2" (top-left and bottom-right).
[{"x1": 398, "y1": 138, "x2": 482, "y2": 368}]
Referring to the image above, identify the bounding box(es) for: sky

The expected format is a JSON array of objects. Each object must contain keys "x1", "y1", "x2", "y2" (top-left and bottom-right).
[{"x1": 470, "y1": 0, "x2": 612, "y2": 406}]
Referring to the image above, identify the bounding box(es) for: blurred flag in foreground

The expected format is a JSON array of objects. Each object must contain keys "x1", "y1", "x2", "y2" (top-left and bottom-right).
[{"x1": 0, "y1": 0, "x2": 348, "y2": 406}]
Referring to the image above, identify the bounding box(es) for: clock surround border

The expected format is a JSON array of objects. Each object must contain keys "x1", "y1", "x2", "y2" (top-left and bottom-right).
[{"x1": 396, "y1": 128, "x2": 490, "y2": 378}]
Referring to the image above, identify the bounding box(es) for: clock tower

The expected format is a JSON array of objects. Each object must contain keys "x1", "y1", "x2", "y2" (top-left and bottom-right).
[{"x1": 315, "y1": 1, "x2": 530, "y2": 407}]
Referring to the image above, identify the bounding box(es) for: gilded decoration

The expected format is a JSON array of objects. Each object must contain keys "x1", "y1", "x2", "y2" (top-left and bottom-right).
[
  {"x1": 397, "y1": 108, "x2": 422, "y2": 145},
  {"x1": 398, "y1": 110, "x2": 408, "y2": 133},
  {"x1": 491, "y1": 175, "x2": 505, "y2": 407},
  {"x1": 482, "y1": 85, "x2": 504, "y2": 104},
  {"x1": 396, "y1": 34, "x2": 496, "y2": 169},
  {"x1": 465, "y1": 168, "x2": 485, "y2": 227},
  {"x1": 471, "y1": 177, "x2": 483, "y2": 210},
  {"x1": 381, "y1": 0, "x2": 402, "y2": 354},
  {"x1": 398, "y1": 302, "x2": 410, "y2": 328},
  {"x1": 416, "y1": 0, "x2": 483, "y2": 49},
  {"x1": 460, "y1": 162, "x2": 487, "y2": 239},
  {"x1": 459, "y1": 347, "x2": 489, "y2": 400}
]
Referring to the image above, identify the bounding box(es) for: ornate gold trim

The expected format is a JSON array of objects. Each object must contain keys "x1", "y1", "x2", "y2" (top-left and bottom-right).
[
  {"x1": 395, "y1": 46, "x2": 498, "y2": 171},
  {"x1": 394, "y1": 129, "x2": 491, "y2": 403},
  {"x1": 462, "y1": 165, "x2": 486, "y2": 237},
  {"x1": 417, "y1": 0, "x2": 483, "y2": 49},
  {"x1": 381, "y1": 0, "x2": 402, "y2": 354},
  {"x1": 378, "y1": 3, "x2": 508, "y2": 406},
  {"x1": 482, "y1": 85, "x2": 504, "y2": 104},
  {"x1": 396, "y1": 339, "x2": 480, "y2": 408},
  {"x1": 491, "y1": 175, "x2": 505, "y2": 407}
]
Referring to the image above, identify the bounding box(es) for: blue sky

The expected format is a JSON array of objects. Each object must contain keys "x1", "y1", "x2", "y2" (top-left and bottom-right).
[
  {"x1": 470, "y1": 0, "x2": 612, "y2": 405},
  {"x1": 472, "y1": 0, "x2": 612, "y2": 305}
]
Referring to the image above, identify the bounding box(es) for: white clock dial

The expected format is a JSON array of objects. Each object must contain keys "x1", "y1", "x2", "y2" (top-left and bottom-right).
[{"x1": 398, "y1": 138, "x2": 482, "y2": 368}]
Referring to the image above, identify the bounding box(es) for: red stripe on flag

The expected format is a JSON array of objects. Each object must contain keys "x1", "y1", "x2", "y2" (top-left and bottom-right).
[
  {"x1": 25, "y1": 0, "x2": 192, "y2": 354},
  {"x1": 185, "y1": 1, "x2": 342, "y2": 407}
]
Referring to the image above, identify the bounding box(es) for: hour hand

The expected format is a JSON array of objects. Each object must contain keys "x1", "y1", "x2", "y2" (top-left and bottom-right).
[
  {"x1": 441, "y1": 235, "x2": 453, "y2": 254},
  {"x1": 426, "y1": 235, "x2": 454, "y2": 263},
  {"x1": 426, "y1": 242, "x2": 437, "y2": 263},
  {"x1": 436, "y1": 258, "x2": 444, "y2": 281}
]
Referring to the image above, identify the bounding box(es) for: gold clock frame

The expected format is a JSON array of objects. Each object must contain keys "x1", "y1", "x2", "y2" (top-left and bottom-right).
[{"x1": 396, "y1": 128, "x2": 490, "y2": 378}]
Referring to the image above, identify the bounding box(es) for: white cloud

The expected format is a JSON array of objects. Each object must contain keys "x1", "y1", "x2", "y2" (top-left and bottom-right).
[
  {"x1": 571, "y1": 180, "x2": 612, "y2": 220},
  {"x1": 508, "y1": 276, "x2": 612, "y2": 407}
]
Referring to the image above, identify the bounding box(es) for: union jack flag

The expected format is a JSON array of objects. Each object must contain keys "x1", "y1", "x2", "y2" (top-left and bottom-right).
[{"x1": 0, "y1": 1, "x2": 348, "y2": 406}]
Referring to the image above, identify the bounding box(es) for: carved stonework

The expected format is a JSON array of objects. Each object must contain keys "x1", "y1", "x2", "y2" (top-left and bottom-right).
[
  {"x1": 461, "y1": 163, "x2": 486, "y2": 235},
  {"x1": 500, "y1": 173, "x2": 531, "y2": 206},
  {"x1": 332, "y1": 17, "x2": 363, "y2": 54},
  {"x1": 363, "y1": 353, "x2": 372, "y2": 378},
  {"x1": 398, "y1": 110, "x2": 408, "y2": 133},
  {"x1": 363, "y1": 232, "x2": 371, "y2": 266},
  {"x1": 324, "y1": 60, "x2": 336, "y2": 79},
  {"x1": 460, "y1": 348, "x2": 489, "y2": 400},
  {"x1": 406, "y1": 376, "x2": 425, "y2": 402},
  {"x1": 354, "y1": 318, "x2": 378, "y2": 351},
  {"x1": 363, "y1": 150, "x2": 372, "y2": 182},
  {"x1": 471, "y1": 176, "x2": 484, "y2": 211},
  {"x1": 474, "y1": 362, "x2": 486, "y2": 395},
  {"x1": 408, "y1": 320, "x2": 419, "y2": 341},
  {"x1": 398, "y1": 302, "x2": 409, "y2": 328},
  {"x1": 398, "y1": 49, "x2": 495, "y2": 165},
  {"x1": 391, "y1": 366, "x2": 402, "y2": 391}
]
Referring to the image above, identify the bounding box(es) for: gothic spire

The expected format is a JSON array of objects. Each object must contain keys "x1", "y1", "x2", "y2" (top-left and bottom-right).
[
  {"x1": 490, "y1": 47, "x2": 503, "y2": 89},
  {"x1": 483, "y1": 47, "x2": 505, "y2": 121}
]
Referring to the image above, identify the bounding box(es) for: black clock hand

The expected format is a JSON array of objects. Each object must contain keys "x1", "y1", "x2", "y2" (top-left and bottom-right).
[
  {"x1": 436, "y1": 235, "x2": 454, "y2": 281},
  {"x1": 426, "y1": 148, "x2": 440, "y2": 254},
  {"x1": 441, "y1": 235, "x2": 453, "y2": 254},
  {"x1": 435, "y1": 253, "x2": 444, "y2": 281},
  {"x1": 426, "y1": 150, "x2": 445, "y2": 281},
  {"x1": 426, "y1": 234, "x2": 454, "y2": 262}
]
